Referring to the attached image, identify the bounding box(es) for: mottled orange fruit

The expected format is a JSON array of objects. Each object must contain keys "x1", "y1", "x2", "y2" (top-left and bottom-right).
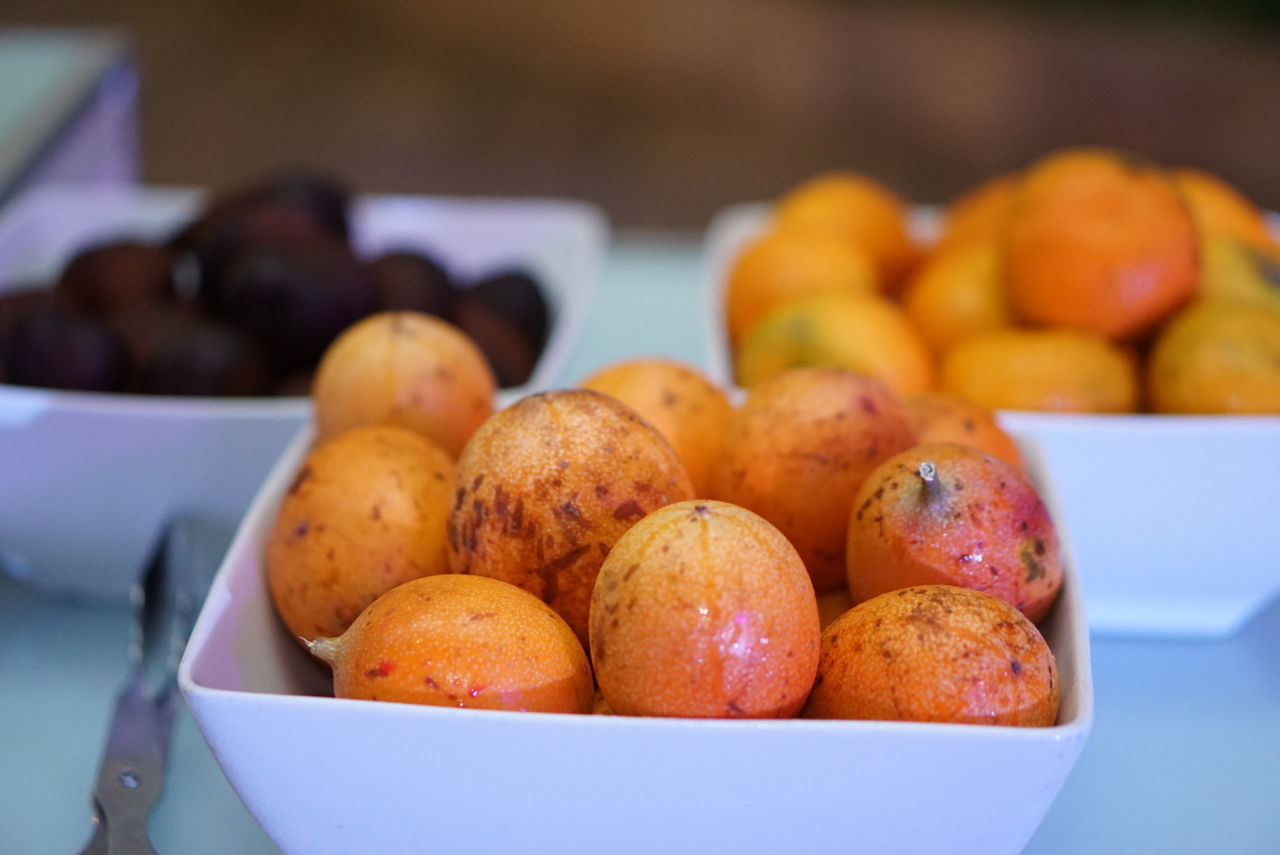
[
  {"x1": 846, "y1": 442, "x2": 1063, "y2": 623},
  {"x1": 266, "y1": 425, "x2": 454, "y2": 643},
  {"x1": 312, "y1": 311, "x2": 496, "y2": 456},
  {"x1": 1172, "y1": 166, "x2": 1273, "y2": 246},
  {"x1": 774, "y1": 171, "x2": 919, "y2": 290},
  {"x1": 901, "y1": 241, "x2": 1012, "y2": 354},
  {"x1": 1004, "y1": 148, "x2": 1198, "y2": 341},
  {"x1": 940, "y1": 327, "x2": 1139, "y2": 413},
  {"x1": 578, "y1": 357, "x2": 734, "y2": 496},
  {"x1": 804, "y1": 585, "x2": 1059, "y2": 726},
  {"x1": 589, "y1": 500, "x2": 820, "y2": 718},
  {"x1": 310, "y1": 575, "x2": 594, "y2": 714},
  {"x1": 447, "y1": 389, "x2": 695, "y2": 645},
  {"x1": 933, "y1": 172, "x2": 1016, "y2": 254},
  {"x1": 903, "y1": 392, "x2": 1025, "y2": 471},
  {"x1": 709, "y1": 367, "x2": 917, "y2": 593},
  {"x1": 1146, "y1": 299, "x2": 1280, "y2": 414},
  {"x1": 724, "y1": 226, "x2": 880, "y2": 348}
]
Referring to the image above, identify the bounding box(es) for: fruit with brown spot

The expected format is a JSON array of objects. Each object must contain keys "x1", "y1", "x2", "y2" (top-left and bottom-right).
[
  {"x1": 846, "y1": 442, "x2": 1063, "y2": 623},
  {"x1": 446, "y1": 388, "x2": 695, "y2": 645},
  {"x1": 709, "y1": 367, "x2": 917, "y2": 592},
  {"x1": 804, "y1": 584, "x2": 1059, "y2": 726},
  {"x1": 266, "y1": 425, "x2": 455, "y2": 643}
]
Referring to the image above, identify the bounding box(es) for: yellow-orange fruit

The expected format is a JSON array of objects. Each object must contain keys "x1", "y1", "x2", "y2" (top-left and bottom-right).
[
  {"x1": 1172, "y1": 166, "x2": 1273, "y2": 246},
  {"x1": 578, "y1": 357, "x2": 734, "y2": 496},
  {"x1": 589, "y1": 500, "x2": 820, "y2": 718},
  {"x1": 309, "y1": 575, "x2": 593, "y2": 714},
  {"x1": 1146, "y1": 299, "x2": 1280, "y2": 414},
  {"x1": 903, "y1": 391, "x2": 1025, "y2": 471},
  {"x1": 774, "y1": 171, "x2": 919, "y2": 290},
  {"x1": 1004, "y1": 148, "x2": 1198, "y2": 341},
  {"x1": 901, "y1": 241, "x2": 1013, "y2": 354},
  {"x1": 724, "y1": 226, "x2": 881, "y2": 347},
  {"x1": 804, "y1": 585, "x2": 1059, "y2": 726},
  {"x1": 266, "y1": 425, "x2": 455, "y2": 643},
  {"x1": 732, "y1": 291, "x2": 935, "y2": 397},
  {"x1": 934, "y1": 172, "x2": 1017, "y2": 254},
  {"x1": 447, "y1": 389, "x2": 695, "y2": 645},
  {"x1": 709, "y1": 367, "x2": 917, "y2": 592},
  {"x1": 846, "y1": 442, "x2": 1063, "y2": 623},
  {"x1": 312, "y1": 311, "x2": 496, "y2": 456},
  {"x1": 940, "y1": 327, "x2": 1139, "y2": 414}
]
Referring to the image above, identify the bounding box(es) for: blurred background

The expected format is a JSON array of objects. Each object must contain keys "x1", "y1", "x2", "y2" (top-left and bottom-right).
[{"x1": 2, "y1": 0, "x2": 1279, "y2": 229}]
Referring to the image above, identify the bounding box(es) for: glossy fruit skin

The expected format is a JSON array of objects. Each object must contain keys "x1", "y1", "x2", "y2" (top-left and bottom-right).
[
  {"x1": 845, "y1": 442, "x2": 1063, "y2": 623},
  {"x1": 803, "y1": 585, "x2": 1059, "y2": 726},
  {"x1": 710, "y1": 367, "x2": 917, "y2": 593},
  {"x1": 589, "y1": 500, "x2": 820, "y2": 719},
  {"x1": 1004, "y1": 148, "x2": 1198, "y2": 341},
  {"x1": 311, "y1": 574, "x2": 593, "y2": 714},
  {"x1": 266, "y1": 425, "x2": 455, "y2": 643},
  {"x1": 447, "y1": 389, "x2": 695, "y2": 645}
]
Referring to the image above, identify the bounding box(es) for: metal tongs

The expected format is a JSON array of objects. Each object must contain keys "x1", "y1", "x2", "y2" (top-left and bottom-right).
[{"x1": 78, "y1": 515, "x2": 221, "y2": 855}]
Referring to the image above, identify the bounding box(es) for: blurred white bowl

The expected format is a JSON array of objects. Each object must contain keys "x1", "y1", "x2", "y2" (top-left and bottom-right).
[
  {"x1": 0, "y1": 184, "x2": 607, "y2": 599},
  {"x1": 179, "y1": 426, "x2": 1092, "y2": 855},
  {"x1": 701, "y1": 202, "x2": 1280, "y2": 638}
]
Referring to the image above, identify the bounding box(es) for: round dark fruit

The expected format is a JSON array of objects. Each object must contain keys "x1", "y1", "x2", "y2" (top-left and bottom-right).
[
  {"x1": 105, "y1": 300, "x2": 202, "y2": 387},
  {"x1": 3, "y1": 304, "x2": 130, "y2": 392},
  {"x1": 461, "y1": 269, "x2": 550, "y2": 349},
  {"x1": 173, "y1": 170, "x2": 353, "y2": 306},
  {"x1": 212, "y1": 237, "x2": 375, "y2": 373},
  {"x1": 57, "y1": 240, "x2": 176, "y2": 313},
  {"x1": 452, "y1": 298, "x2": 538, "y2": 388},
  {"x1": 368, "y1": 250, "x2": 457, "y2": 317},
  {"x1": 141, "y1": 322, "x2": 272, "y2": 396}
]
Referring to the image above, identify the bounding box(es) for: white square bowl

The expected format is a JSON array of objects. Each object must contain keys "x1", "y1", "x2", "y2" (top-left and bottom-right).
[
  {"x1": 700, "y1": 202, "x2": 1280, "y2": 638},
  {"x1": 0, "y1": 184, "x2": 607, "y2": 599},
  {"x1": 178, "y1": 425, "x2": 1092, "y2": 855}
]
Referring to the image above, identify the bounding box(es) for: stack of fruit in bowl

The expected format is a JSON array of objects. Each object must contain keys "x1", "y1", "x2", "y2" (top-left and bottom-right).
[
  {"x1": 180, "y1": 326, "x2": 1091, "y2": 852},
  {"x1": 0, "y1": 178, "x2": 604, "y2": 601},
  {"x1": 704, "y1": 147, "x2": 1280, "y2": 636}
]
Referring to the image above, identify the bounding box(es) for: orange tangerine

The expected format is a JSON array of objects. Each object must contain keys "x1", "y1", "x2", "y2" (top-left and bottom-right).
[
  {"x1": 774, "y1": 171, "x2": 918, "y2": 290},
  {"x1": 940, "y1": 327, "x2": 1139, "y2": 413},
  {"x1": 724, "y1": 226, "x2": 880, "y2": 348},
  {"x1": 1172, "y1": 166, "x2": 1273, "y2": 246},
  {"x1": 1004, "y1": 148, "x2": 1198, "y2": 341},
  {"x1": 901, "y1": 241, "x2": 1013, "y2": 353},
  {"x1": 1198, "y1": 233, "x2": 1280, "y2": 316},
  {"x1": 934, "y1": 172, "x2": 1016, "y2": 254}
]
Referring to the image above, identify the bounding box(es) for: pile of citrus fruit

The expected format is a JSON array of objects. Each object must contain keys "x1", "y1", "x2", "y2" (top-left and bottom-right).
[
  {"x1": 725, "y1": 147, "x2": 1280, "y2": 415},
  {"x1": 264, "y1": 307, "x2": 1065, "y2": 727}
]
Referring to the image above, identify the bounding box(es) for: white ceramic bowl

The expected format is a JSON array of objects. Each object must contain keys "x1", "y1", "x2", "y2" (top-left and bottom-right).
[
  {"x1": 179, "y1": 426, "x2": 1092, "y2": 855},
  {"x1": 701, "y1": 202, "x2": 1280, "y2": 638},
  {"x1": 0, "y1": 184, "x2": 607, "y2": 599}
]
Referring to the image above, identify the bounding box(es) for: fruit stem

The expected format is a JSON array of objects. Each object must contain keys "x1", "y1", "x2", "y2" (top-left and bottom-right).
[
  {"x1": 917, "y1": 461, "x2": 944, "y2": 505},
  {"x1": 306, "y1": 635, "x2": 340, "y2": 666}
]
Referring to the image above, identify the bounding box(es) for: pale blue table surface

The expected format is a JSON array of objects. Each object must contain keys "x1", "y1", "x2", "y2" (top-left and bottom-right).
[{"x1": 2, "y1": 236, "x2": 1278, "y2": 854}]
